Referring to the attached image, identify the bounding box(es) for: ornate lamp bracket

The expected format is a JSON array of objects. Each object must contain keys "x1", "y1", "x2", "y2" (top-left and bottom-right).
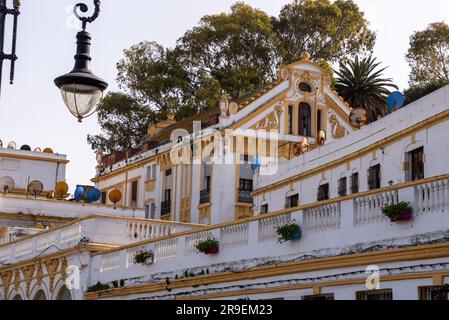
[{"x1": 74, "y1": 0, "x2": 101, "y2": 31}]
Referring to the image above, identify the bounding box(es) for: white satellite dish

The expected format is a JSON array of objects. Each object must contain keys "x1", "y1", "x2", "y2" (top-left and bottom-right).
[
  {"x1": 7, "y1": 141, "x2": 16, "y2": 149},
  {"x1": 0, "y1": 176, "x2": 15, "y2": 194},
  {"x1": 28, "y1": 180, "x2": 44, "y2": 198}
]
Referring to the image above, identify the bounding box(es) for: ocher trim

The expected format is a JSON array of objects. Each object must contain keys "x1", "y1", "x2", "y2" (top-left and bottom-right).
[
  {"x1": 0, "y1": 152, "x2": 69, "y2": 164},
  {"x1": 252, "y1": 108, "x2": 449, "y2": 196},
  {"x1": 85, "y1": 242, "x2": 449, "y2": 300}
]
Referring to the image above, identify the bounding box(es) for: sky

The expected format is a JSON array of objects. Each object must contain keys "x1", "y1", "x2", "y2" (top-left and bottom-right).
[{"x1": 0, "y1": 0, "x2": 448, "y2": 193}]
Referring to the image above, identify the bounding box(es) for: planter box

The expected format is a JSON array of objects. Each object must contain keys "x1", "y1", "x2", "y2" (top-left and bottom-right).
[
  {"x1": 204, "y1": 246, "x2": 219, "y2": 255},
  {"x1": 389, "y1": 211, "x2": 412, "y2": 222}
]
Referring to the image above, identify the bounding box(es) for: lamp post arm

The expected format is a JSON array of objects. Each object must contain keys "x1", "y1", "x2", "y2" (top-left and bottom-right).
[{"x1": 74, "y1": 0, "x2": 101, "y2": 31}]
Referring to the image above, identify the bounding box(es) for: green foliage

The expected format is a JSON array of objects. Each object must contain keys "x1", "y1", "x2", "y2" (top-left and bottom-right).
[
  {"x1": 275, "y1": 222, "x2": 301, "y2": 243},
  {"x1": 86, "y1": 281, "x2": 110, "y2": 293},
  {"x1": 89, "y1": 1, "x2": 375, "y2": 152},
  {"x1": 404, "y1": 78, "x2": 449, "y2": 105},
  {"x1": 381, "y1": 202, "x2": 412, "y2": 218},
  {"x1": 406, "y1": 22, "x2": 449, "y2": 86},
  {"x1": 335, "y1": 56, "x2": 398, "y2": 122},
  {"x1": 133, "y1": 250, "x2": 154, "y2": 264},
  {"x1": 273, "y1": 0, "x2": 375, "y2": 64},
  {"x1": 194, "y1": 237, "x2": 219, "y2": 253}
]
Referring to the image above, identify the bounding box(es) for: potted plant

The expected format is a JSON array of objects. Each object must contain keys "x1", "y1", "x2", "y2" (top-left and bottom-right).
[
  {"x1": 133, "y1": 250, "x2": 154, "y2": 265},
  {"x1": 195, "y1": 237, "x2": 219, "y2": 255},
  {"x1": 382, "y1": 202, "x2": 413, "y2": 222},
  {"x1": 275, "y1": 221, "x2": 301, "y2": 243}
]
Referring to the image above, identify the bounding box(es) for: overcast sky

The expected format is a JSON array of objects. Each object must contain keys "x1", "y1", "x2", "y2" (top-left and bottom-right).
[{"x1": 0, "y1": 0, "x2": 448, "y2": 192}]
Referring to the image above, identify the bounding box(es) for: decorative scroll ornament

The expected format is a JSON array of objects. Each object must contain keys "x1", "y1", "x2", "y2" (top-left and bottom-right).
[
  {"x1": 22, "y1": 264, "x2": 35, "y2": 298},
  {"x1": 329, "y1": 113, "x2": 346, "y2": 138},
  {"x1": 45, "y1": 259, "x2": 60, "y2": 295},
  {"x1": 74, "y1": 0, "x2": 101, "y2": 31},
  {"x1": 254, "y1": 105, "x2": 283, "y2": 130},
  {"x1": 13, "y1": 269, "x2": 20, "y2": 291},
  {"x1": 1, "y1": 271, "x2": 13, "y2": 298},
  {"x1": 36, "y1": 262, "x2": 44, "y2": 286},
  {"x1": 60, "y1": 257, "x2": 68, "y2": 281}
]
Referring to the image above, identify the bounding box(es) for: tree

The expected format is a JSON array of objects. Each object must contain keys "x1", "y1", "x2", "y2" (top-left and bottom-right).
[
  {"x1": 89, "y1": 1, "x2": 376, "y2": 152},
  {"x1": 335, "y1": 56, "x2": 398, "y2": 122},
  {"x1": 273, "y1": 0, "x2": 375, "y2": 64},
  {"x1": 406, "y1": 22, "x2": 449, "y2": 85},
  {"x1": 87, "y1": 92, "x2": 159, "y2": 153},
  {"x1": 177, "y1": 2, "x2": 280, "y2": 100},
  {"x1": 404, "y1": 78, "x2": 449, "y2": 105}
]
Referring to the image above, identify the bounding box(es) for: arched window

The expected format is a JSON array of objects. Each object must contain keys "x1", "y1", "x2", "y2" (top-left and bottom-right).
[
  {"x1": 56, "y1": 285, "x2": 72, "y2": 300},
  {"x1": 298, "y1": 82, "x2": 312, "y2": 93},
  {"x1": 33, "y1": 289, "x2": 47, "y2": 300},
  {"x1": 298, "y1": 102, "x2": 312, "y2": 137},
  {"x1": 12, "y1": 294, "x2": 22, "y2": 300}
]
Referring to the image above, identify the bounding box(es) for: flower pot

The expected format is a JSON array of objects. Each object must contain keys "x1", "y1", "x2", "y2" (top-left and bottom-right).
[
  {"x1": 389, "y1": 211, "x2": 412, "y2": 222},
  {"x1": 283, "y1": 231, "x2": 301, "y2": 242},
  {"x1": 204, "y1": 246, "x2": 219, "y2": 255}
]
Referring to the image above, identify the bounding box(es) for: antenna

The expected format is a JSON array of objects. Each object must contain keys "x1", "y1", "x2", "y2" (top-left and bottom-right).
[
  {"x1": 27, "y1": 180, "x2": 43, "y2": 198},
  {"x1": 349, "y1": 108, "x2": 368, "y2": 129},
  {"x1": 0, "y1": 176, "x2": 14, "y2": 194}
]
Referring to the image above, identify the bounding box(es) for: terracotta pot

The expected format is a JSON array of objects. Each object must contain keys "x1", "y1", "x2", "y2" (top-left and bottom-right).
[
  {"x1": 389, "y1": 211, "x2": 412, "y2": 222},
  {"x1": 204, "y1": 246, "x2": 219, "y2": 255}
]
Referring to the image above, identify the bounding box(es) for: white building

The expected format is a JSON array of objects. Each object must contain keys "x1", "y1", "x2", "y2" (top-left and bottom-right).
[{"x1": 1, "y1": 54, "x2": 449, "y2": 300}]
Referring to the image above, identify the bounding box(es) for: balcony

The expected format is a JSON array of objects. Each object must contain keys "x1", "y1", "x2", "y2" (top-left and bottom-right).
[
  {"x1": 238, "y1": 189, "x2": 253, "y2": 204},
  {"x1": 160, "y1": 200, "x2": 171, "y2": 216},
  {"x1": 199, "y1": 189, "x2": 210, "y2": 204}
]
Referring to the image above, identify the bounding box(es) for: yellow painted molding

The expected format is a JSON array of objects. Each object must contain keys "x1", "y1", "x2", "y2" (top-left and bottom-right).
[
  {"x1": 85, "y1": 242, "x2": 449, "y2": 300},
  {"x1": 0, "y1": 152, "x2": 69, "y2": 164}
]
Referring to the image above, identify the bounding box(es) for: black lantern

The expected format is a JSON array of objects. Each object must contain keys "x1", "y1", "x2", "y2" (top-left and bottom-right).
[{"x1": 54, "y1": 0, "x2": 108, "y2": 122}]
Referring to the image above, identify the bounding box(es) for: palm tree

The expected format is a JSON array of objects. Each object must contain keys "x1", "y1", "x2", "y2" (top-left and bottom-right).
[{"x1": 335, "y1": 56, "x2": 398, "y2": 123}]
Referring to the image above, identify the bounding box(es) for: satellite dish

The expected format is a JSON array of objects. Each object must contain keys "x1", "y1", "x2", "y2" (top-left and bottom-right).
[
  {"x1": 109, "y1": 189, "x2": 122, "y2": 208},
  {"x1": 0, "y1": 176, "x2": 15, "y2": 194},
  {"x1": 87, "y1": 188, "x2": 101, "y2": 203},
  {"x1": 349, "y1": 108, "x2": 368, "y2": 129},
  {"x1": 20, "y1": 145, "x2": 31, "y2": 151},
  {"x1": 251, "y1": 156, "x2": 262, "y2": 173},
  {"x1": 74, "y1": 186, "x2": 85, "y2": 201},
  {"x1": 300, "y1": 137, "x2": 309, "y2": 153},
  {"x1": 28, "y1": 180, "x2": 44, "y2": 198},
  {"x1": 387, "y1": 91, "x2": 405, "y2": 110},
  {"x1": 7, "y1": 141, "x2": 16, "y2": 149},
  {"x1": 0, "y1": 139, "x2": 3, "y2": 148},
  {"x1": 34, "y1": 147, "x2": 42, "y2": 152},
  {"x1": 317, "y1": 130, "x2": 327, "y2": 146},
  {"x1": 55, "y1": 181, "x2": 69, "y2": 199},
  {"x1": 43, "y1": 148, "x2": 54, "y2": 154}
]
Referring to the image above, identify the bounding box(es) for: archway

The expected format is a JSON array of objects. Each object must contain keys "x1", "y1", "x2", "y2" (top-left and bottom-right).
[
  {"x1": 298, "y1": 102, "x2": 311, "y2": 137},
  {"x1": 33, "y1": 289, "x2": 47, "y2": 300},
  {"x1": 12, "y1": 294, "x2": 22, "y2": 300},
  {"x1": 56, "y1": 285, "x2": 72, "y2": 300}
]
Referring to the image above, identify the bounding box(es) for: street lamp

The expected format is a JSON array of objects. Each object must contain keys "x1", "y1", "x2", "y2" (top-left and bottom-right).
[{"x1": 54, "y1": 0, "x2": 108, "y2": 122}]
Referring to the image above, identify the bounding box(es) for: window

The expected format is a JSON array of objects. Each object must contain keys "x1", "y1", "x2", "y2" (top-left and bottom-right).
[
  {"x1": 350, "y1": 173, "x2": 359, "y2": 194},
  {"x1": 410, "y1": 147, "x2": 424, "y2": 181},
  {"x1": 356, "y1": 289, "x2": 392, "y2": 300},
  {"x1": 317, "y1": 109, "x2": 322, "y2": 134},
  {"x1": 146, "y1": 164, "x2": 157, "y2": 181},
  {"x1": 317, "y1": 183, "x2": 329, "y2": 202},
  {"x1": 298, "y1": 82, "x2": 312, "y2": 93},
  {"x1": 260, "y1": 204, "x2": 269, "y2": 214},
  {"x1": 298, "y1": 102, "x2": 312, "y2": 137},
  {"x1": 101, "y1": 191, "x2": 107, "y2": 205},
  {"x1": 145, "y1": 203, "x2": 157, "y2": 219},
  {"x1": 419, "y1": 286, "x2": 449, "y2": 300},
  {"x1": 144, "y1": 204, "x2": 150, "y2": 219},
  {"x1": 239, "y1": 179, "x2": 253, "y2": 192},
  {"x1": 338, "y1": 177, "x2": 347, "y2": 197},
  {"x1": 131, "y1": 181, "x2": 138, "y2": 208},
  {"x1": 286, "y1": 194, "x2": 299, "y2": 209},
  {"x1": 302, "y1": 293, "x2": 334, "y2": 301},
  {"x1": 368, "y1": 164, "x2": 381, "y2": 190},
  {"x1": 288, "y1": 105, "x2": 293, "y2": 135}
]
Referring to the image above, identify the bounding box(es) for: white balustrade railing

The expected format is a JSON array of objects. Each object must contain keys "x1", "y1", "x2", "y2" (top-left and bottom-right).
[
  {"x1": 126, "y1": 220, "x2": 175, "y2": 241},
  {"x1": 258, "y1": 213, "x2": 292, "y2": 242},
  {"x1": 126, "y1": 245, "x2": 146, "y2": 268},
  {"x1": 154, "y1": 238, "x2": 179, "y2": 262},
  {"x1": 220, "y1": 223, "x2": 249, "y2": 249},
  {"x1": 100, "y1": 252, "x2": 120, "y2": 272},
  {"x1": 416, "y1": 179, "x2": 449, "y2": 214},
  {"x1": 185, "y1": 231, "x2": 213, "y2": 256},
  {"x1": 354, "y1": 190, "x2": 398, "y2": 226},
  {"x1": 304, "y1": 203, "x2": 341, "y2": 232}
]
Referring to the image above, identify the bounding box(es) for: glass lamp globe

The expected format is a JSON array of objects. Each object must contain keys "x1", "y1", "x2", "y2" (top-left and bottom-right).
[{"x1": 60, "y1": 83, "x2": 103, "y2": 122}]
